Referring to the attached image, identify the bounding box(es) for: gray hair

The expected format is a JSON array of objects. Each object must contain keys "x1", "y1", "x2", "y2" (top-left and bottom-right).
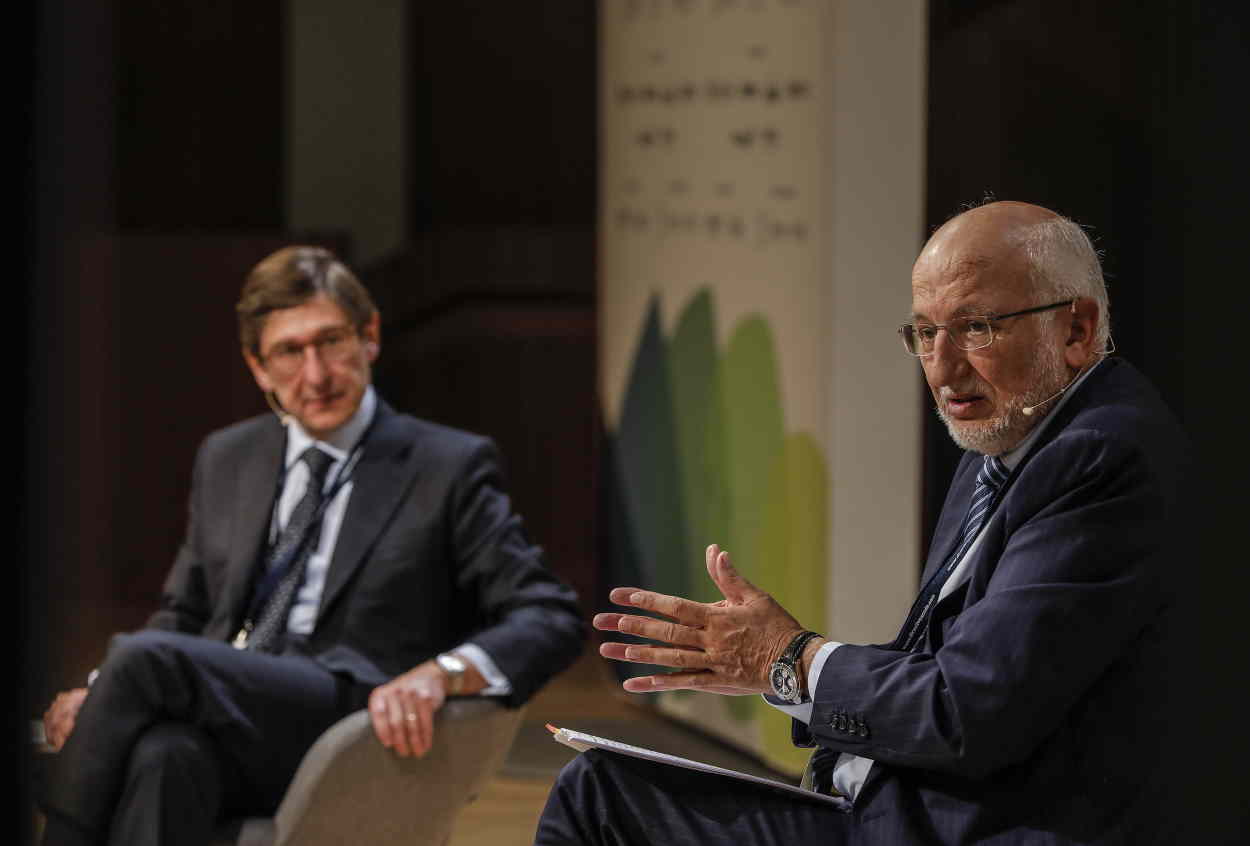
[{"x1": 1020, "y1": 216, "x2": 1111, "y2": 353}]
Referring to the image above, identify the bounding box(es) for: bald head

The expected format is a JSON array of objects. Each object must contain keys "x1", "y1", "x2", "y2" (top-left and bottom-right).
[
  {"x1": 922, "y1": 201, "x2": 1060, "y2": 263},
  {"x1": 908, "y1": 201, "x2": 1109, "y2": 455},
  {"x1": 916, "y1": 202, "x2": 1058, "y2": 295},
  {"x1": 915, "y1": 201, "x2": 1110, "y2": 353}
]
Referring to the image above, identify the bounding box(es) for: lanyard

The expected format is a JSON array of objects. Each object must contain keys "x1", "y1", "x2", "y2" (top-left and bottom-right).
[{"x1": 242, "y1": 421, "x2": 375, "y2": 627}]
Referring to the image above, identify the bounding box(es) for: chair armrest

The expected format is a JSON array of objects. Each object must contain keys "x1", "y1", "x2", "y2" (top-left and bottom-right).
[{"x1": 271, "y1": 698, "x2": 524, "y2": 846}]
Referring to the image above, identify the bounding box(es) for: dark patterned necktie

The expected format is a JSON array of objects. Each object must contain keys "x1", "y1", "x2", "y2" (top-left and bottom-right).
[
  {"x1": 806, "y1": 454, "x2": 1009, "y2": 794},
  {"x1": 245, "y1": 446, "x2": 335, "y2": 653}
]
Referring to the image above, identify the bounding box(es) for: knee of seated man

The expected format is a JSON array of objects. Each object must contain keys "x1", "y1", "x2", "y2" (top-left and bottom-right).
[
  {"x1": 556, "y1": 749, "x2": 618, "y2": 793},
  {"x1": 97, "y1": 630, "x2": 195, "y2": 690},
  {"x1": 559, "y1": 748, "x2": 596, "y2": 778},
  {"x1": 559, "y1": 748, "x2": 699, "y2": 801},
  {"x1": 127, "y1": 722, "x2": 216, "y2": 778}
]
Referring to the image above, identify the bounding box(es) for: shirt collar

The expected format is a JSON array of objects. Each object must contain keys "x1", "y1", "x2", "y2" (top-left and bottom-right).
[
  {"x1": 997, "y1": 358, "x2": 1103, "y2": 472},
  {"x1": 284, "y1": 385, "x2": 377, "y2": 469}
]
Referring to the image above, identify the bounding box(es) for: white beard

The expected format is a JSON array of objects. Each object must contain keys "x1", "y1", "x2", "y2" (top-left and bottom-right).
[{"x1": 936, "y1": 345, "x2": 1069, "y2": 456}]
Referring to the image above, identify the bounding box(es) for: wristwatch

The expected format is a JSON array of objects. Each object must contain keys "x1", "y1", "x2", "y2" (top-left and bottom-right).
[
  {"x1": 436, "y1": 652, "x2": 467, "y2": 695},
  {"x1": 769, "y1": 631, "x2": 822, "y2": 705}
]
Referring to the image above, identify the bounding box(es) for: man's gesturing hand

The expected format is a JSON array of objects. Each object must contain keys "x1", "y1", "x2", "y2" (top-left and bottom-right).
[
  {"x1": 595, "y1": 544, "x2": 812, "y2": 695},
  {"x1": 368, "y1": 662, "x2": 447, "y2": 758}
]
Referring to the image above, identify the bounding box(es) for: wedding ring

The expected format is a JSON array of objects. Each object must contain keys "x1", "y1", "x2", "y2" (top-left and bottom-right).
[{"x1": 405, "y1": 713, "x2": 417, "y2": 721}]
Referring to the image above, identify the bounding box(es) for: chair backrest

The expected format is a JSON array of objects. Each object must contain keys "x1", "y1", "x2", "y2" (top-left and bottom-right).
[{"x1": 231, "y1": 698, "x2": 523, "y2": 846}]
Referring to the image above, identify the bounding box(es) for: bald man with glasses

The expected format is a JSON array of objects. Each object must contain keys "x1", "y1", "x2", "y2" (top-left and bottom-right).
[{"x1": 535, "y1": 201, "x2": 1191, "y2": 845}]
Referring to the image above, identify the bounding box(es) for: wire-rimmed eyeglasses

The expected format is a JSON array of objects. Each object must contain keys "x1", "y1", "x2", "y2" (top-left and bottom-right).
[
  {"x1": 260, "y1": 325, "x2": 361, "y2": 379},
  {"x1": 898, "y1": 300, "x2": 1074, "y2": 357}
]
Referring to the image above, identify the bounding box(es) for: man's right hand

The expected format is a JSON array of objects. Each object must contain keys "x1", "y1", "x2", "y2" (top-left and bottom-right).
[
  {"x1": 595, "y1": 544, "x2": 812, "y2": 696},
  {"x1": 367, "y1": 663, "x2": 448, "y2": 759},
  {"x1": 43, "y1": 688, "x2": 88, "y2": 752}
]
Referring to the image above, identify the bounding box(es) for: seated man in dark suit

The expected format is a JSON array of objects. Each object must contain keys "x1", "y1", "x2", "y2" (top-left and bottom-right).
[
  {"x1": 39, "y1": 246, "x2": 585, "y2": 846},
  {"x1": 535, "y1": 201, "x2": 1191, "y2": 844}
]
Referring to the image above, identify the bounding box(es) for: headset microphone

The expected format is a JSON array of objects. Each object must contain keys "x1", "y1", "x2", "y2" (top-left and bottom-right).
[
  {"x1": 1022, "y1": 360, "x2": 1095, "y2": 416},
  {"x1": 1022, "y1": 375, "x2": 1078, "y2": 416},
  {"x1": 1021, "y1": 335, "x2": 1115, "y2": 416},
  {"x1": 264, "y1": 391, "x2": 292, "y2": 426}
]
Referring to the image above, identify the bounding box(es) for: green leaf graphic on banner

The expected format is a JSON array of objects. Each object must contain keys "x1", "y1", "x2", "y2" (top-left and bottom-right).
[
  {"x1": 605, "y1": 287, "x2": 829, "y2": 758},
  {"x1": 669, "y1": 289, "x2": 729, "y2": 605},
  {"x1": 721, "y1": 315, "x2": 785, "y2": 591},
  {"x1": 755, "y1": 432, "x2": 830, "y2": 770},
  {"x1": 613, "y1": 296, "x2": 689, "y2": 601}
]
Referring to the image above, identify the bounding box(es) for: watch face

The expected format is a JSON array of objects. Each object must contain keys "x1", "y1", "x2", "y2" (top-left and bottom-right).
[
  {"x1": 438, "y1": 654, "x2": 467, "y2": 674},
  {"x1": 770, "y1": 664, "x2": 799, "y2": 703}
]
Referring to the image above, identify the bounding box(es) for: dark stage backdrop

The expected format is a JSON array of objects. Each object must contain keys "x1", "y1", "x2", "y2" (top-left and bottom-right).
[
  {"x1": 926, "y1": 0, "x2": 1194, "y2": 545},
  {"x1": 926, "y1": 2, "x2": 1246, "y2": 839}
]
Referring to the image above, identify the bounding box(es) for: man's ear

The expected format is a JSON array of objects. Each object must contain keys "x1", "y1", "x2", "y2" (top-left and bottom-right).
[
  {"x1": 243, "y1": 347, "x2": 274, "y2": 393},
  {"x1": 362, "y1": 311, "x2": 381, "y2": 362},
  {"x1": 1064, "y1": 298, "x2": 1099, "y2": 368}
]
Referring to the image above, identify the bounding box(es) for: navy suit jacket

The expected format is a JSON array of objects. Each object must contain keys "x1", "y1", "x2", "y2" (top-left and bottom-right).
[
  {"x1": 799, "y1": 358, "x2": 1191, "y2": 843},
  {"x1": 146, "y1": 399, "x2": 585, "y2": 707}
]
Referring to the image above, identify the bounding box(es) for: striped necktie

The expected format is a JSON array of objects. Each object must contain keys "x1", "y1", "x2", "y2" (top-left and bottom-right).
[{"x1": 244, "y1": 446, "x2": 335, "y2": 652}]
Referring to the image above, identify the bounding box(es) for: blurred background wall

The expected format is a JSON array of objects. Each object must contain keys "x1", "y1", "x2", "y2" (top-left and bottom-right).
[
  {"x1": 597, "y1": 1, "x2": 925, "y2": 772},
  {"x1": 24, "y1": 0, "x2": 599, "y2": 699},
  {"x1": 21, "y1": 0, "x2": 1245, "y2": 839}
]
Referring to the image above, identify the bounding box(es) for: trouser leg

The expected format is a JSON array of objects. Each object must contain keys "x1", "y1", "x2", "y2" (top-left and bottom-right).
[
  {"x1": 105, "y1": 723, "x2": 226, "y2": 846},
  {"x1": 533, "y1": 749, "x2": 851, "y2": 846},
  {"x1": 39, "y1": 629, "x2": 353, "y2": 845}
]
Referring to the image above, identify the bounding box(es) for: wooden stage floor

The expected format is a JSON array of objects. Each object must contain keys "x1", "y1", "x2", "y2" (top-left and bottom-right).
[{"x1": 450, "y1": 647, "x2": 790, "y2": 846}]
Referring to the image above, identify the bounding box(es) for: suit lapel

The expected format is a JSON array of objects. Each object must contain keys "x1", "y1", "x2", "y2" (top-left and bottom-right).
[
  {"x1": 316, "y1": 402, "x2": 419, "y2": 625},
  {"x1": 856, "y1": 459, "x2": 982, "y2": 807},
  {"x1": 861, "y1": 364, "x2": 1123, "y2": 803},
  {"x1": 221, "y1": 418, "x2": 286, "y2": 627}
]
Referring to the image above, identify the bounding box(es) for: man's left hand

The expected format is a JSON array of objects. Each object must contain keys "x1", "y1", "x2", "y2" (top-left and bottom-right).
[
  {"x1": 368, "y1": 663, "x2": 447, "y2": 758},
  {"x1": 595, "y1": 544, "x2": 811, "y2": 696}
]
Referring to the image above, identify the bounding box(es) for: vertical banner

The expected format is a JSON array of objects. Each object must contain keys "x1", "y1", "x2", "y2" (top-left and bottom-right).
[{"x1": 600, "y1": 0, "x2": 925, "y2": 774}]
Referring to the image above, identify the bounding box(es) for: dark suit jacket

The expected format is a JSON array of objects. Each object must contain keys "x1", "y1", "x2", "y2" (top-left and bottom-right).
[
  {"x1": 799, "y1": 358, "x2": 1191, "y2": 844},
  {"x1": 146, "y1": 399, "x2": 585, "y2": 707}
]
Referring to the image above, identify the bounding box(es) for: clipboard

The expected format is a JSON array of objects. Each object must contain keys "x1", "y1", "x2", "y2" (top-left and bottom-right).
[{"x1": 546, "y1": 724, "x2": 847, "y2": 808}]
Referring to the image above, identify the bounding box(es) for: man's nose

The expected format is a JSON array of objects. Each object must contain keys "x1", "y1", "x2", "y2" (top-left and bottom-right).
[
  {"x1": 925, "y1": 330, "x2": 969, "y2": 385},
  {"x1": 299, "y1": 344, "x2": 332, "y2": 384}
]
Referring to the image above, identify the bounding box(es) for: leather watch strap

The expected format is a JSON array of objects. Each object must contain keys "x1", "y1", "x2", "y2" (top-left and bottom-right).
[{"x1": 770, "y1": 630, "x2": 822, "y2": 704}]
